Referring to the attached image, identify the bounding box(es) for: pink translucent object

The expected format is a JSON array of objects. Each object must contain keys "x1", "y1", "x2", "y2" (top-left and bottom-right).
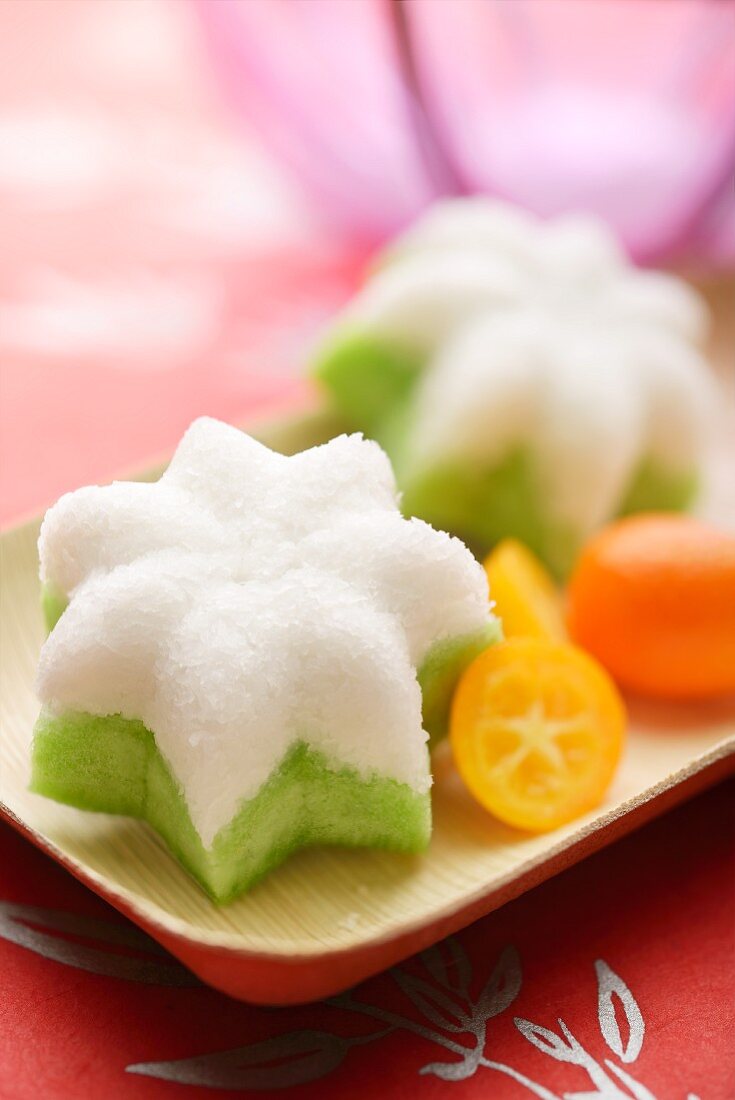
[{"x1": 194, "y1": 0, "x2": 735, "y2": 264}]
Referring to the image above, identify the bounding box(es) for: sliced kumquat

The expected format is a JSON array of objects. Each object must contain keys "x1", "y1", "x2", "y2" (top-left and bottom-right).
[
  {"x1": 484, "y1": 539, "x2": 566, "y2": 641},
  {"x1": 450, "y1": 639, "x2": 625, "y2": 832}
]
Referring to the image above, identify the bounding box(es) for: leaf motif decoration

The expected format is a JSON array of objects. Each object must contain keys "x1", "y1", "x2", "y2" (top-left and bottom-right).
[
  {"x1": 595, "y1": 959, "x2": 644, "y2": 1064},
  {"x1": 514, "y1": 1018, "x2": 578, "y2": 1064},
  {"x1": 420, "y1": 936, "x2": 472, "y2": 997},
  {"x1": 0, "y1": 901, "x2": 197, "y2": 986},
  {"x1": 474, "y1": 945, "x2": 522, "y2": 1022},
  {"x1": 446, "y1": 937, "x2": 473, "y2": 996},
  {"x1": 605, "y1": 1059, "x2": 657, "y2": 1100},
  {"x1": 421, "y1": 944, "x2": 449, "y2": 988},
  {"x1": 127, "y1": 1031, "x2": 352, "y2": 1090},
  {"x1": 392, "y1": 969, "x2": 471, "y2": 1033},
  {"x1": 419, "y1": 1050, "x2": 483, "y2": 1082}
]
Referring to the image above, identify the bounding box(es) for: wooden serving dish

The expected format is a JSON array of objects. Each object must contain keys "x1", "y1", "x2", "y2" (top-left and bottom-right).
[{"x1": 1, "y1": 409, "x2": 733, "y2": 1005}]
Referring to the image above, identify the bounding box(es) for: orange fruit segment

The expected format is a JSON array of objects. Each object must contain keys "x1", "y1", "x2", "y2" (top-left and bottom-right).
[
  {"x1": 484, "y1": 539, "x2": 566, "y2": 641},
  {"x1": 450, "y1": 639, "x2": 625, "y2": 831}
]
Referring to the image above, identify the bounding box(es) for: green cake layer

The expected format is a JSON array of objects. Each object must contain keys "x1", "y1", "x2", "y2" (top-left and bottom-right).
[
  {"x1": 31, "y1": 710, "x2": 431, "y2": 903},
  {"x1": 617, "y1": 456, "x2": 697, "y2": 517},
  {"x1": 33, "y1": 593, "x2": 495, "y2": 901},
  {"x1": 400, "y1": 452, "x2": 697, "y2": 579},
  {"x1": 418, "y1": 625, "x2": 501, "y2": 745},
  {"x1": 314, "y1": 334, "x2": 698, "y2": 578},
  {"x1": 42, "y1": 583, "x2": 68, "y2": 632},
  {"x1": 400, "y1": 450, "x2": 579, "y2": 581},
  {"x1": 314, "y1": 330, "x2": 422, "y2": 447}
]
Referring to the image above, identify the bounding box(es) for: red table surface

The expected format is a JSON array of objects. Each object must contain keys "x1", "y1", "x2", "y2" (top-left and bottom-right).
[{"x1": 1, "y1": 782, "x2": 733, "y2": 1100}]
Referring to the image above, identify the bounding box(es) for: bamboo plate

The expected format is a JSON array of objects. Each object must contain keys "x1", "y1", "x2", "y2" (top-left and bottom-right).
[{"x1": 1, "y1": 409, "x2": 733, "y2": 1006}]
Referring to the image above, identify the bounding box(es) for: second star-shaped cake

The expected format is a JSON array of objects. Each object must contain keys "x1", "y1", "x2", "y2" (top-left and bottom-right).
[
  {"x1": 32, "y1": 418, "x2": 498, "y2": 901},
  {"x1": 313, "y1": 199, "x2": 715, "y2": 577}
]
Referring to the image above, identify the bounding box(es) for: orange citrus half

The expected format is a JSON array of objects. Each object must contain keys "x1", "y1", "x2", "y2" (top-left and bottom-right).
[{"x1": 450, "y1": 638, "x2": 625, "y2": 831}]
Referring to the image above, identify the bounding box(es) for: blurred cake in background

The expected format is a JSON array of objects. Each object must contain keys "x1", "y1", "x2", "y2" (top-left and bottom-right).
[{"x1": 313, "y1": 200, "x2": 716, "y2": 576}]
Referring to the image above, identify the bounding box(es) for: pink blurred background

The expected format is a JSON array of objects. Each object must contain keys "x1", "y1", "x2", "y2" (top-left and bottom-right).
[
  {"x1": 195, "y1": 0, "x2": 735, "y2": 259},
  {"x1": 0, "y1": 0, "x2": 366, "y2": 523},
  {"x1": 1, "y1": 0, "x2": 733, "y2": 524}
]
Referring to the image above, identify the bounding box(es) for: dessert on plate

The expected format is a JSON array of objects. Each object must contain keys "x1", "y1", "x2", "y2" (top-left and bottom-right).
[
  {"x1": 313, "y1": 199, "x2": 715, "y2": 576},
  {"x1": 32, "y1": 418, "x2": 498, "y2": 902}
]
